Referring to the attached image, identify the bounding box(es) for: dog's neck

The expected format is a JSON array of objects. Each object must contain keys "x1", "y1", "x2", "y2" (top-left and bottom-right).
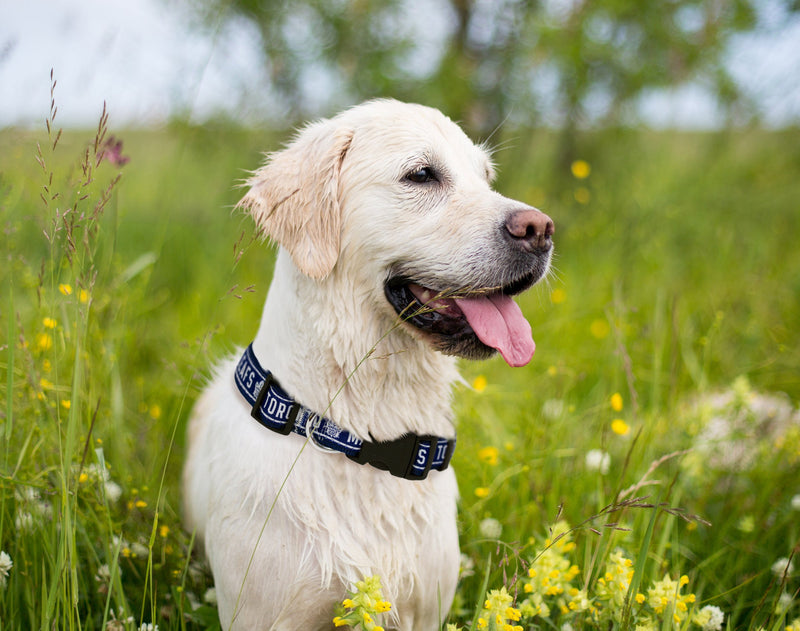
[{"x1": 251, "y1": 250, "x2": 460, "y2": 442}]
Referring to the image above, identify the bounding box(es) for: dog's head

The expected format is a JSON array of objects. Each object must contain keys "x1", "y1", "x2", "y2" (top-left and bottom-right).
[{"x1": 239, "y1": 99, "x2": 554, "y2": 367}]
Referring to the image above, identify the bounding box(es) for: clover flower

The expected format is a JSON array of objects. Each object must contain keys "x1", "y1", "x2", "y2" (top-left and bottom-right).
[
  {"x1": 771, "y1": 557, "x2": 795, "y2": 576},
  {"x1": 585, "y1": 449, "x2": 611, "y2": 475},
  {"x1": 333, "y1": 575, "x2": 392, "y2": 630},
  {"x1": 0, "y1": 551, "x2": 13, "y2": 588},
  {"x1": 694, "y1": 605, "x2": 724, "y2": 631},
  {"x1": 459, "y1": 553, "x2": 475, "y2": 579},
  {"x1": 479, "y1": 517, "x2": 503, "y2": 540},
  {"x1": 542, "y1": 399, "x2": 566, "y2": 419},
  {"x1": 15, "y1": 486, "x2": 52, "y2": 531}
]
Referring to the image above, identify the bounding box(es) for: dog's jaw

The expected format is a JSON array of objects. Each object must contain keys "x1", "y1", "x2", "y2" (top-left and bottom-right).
[{"x1": 251, "y1": 249, "x2": 461, "y2": 443}]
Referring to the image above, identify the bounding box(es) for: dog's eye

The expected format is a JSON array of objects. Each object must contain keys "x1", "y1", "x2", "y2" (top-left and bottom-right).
[{"x1": 406, "y1": 167, "x2": 438, "y2": 184}]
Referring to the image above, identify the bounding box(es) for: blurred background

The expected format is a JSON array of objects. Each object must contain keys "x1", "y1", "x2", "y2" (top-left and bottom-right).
[{"x1": 3, "y1": 0, "x2": 800, "y2": 136}]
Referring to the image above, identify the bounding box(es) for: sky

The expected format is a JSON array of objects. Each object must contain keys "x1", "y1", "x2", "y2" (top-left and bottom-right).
[{"x1": 2, "y1": 0, "x2": 800, "y2": 130}]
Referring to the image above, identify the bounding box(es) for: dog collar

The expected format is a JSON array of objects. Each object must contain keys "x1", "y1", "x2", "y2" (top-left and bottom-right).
[{"x1": 234, "y1": 344, "x2": 455, "y2": 480}]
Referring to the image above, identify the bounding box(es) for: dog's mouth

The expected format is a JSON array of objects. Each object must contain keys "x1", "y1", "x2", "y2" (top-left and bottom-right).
[{"x1": 384, "y1": 269, "x2": 541, "y2": 367}]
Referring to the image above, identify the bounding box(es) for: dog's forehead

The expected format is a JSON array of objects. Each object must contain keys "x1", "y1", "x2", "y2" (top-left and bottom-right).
[{"x1": 340, "y1": 100, "x2": 492, "y2": 176}]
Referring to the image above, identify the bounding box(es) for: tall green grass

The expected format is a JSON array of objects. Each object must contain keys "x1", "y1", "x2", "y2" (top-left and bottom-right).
[{"x1": 0, "y1": 90, "x2": 798, "y2": 630}]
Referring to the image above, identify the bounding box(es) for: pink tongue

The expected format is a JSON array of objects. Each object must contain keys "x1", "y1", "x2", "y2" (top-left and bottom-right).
[{"x1": 454, "y1": 294, "x2": 535, "y2": 367}]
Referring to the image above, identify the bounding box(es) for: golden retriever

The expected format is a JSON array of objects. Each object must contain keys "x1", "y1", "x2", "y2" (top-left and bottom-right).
[{"x1": 183, "y1": 99, "x2": 554, "y2": 630}]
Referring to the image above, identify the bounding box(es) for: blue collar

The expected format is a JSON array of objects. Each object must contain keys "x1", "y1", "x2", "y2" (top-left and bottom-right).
[{"x1": 234, "y1": 344, "x2": 455, "y2": 480}]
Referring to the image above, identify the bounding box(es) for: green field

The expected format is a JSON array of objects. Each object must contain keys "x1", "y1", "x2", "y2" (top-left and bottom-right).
[{"x1": 1, "y1": 113, "x2": 799, "y2": 630}]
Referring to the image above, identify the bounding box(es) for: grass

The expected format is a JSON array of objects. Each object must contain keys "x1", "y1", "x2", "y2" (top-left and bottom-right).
[{"x1": 0, "y1": 90, "x2": 799, "y2": 629}]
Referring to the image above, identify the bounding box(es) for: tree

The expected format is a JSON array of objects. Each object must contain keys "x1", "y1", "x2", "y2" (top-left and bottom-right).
[{"x1": 189, "y1": 0, "x2": 792, "y2": 139}]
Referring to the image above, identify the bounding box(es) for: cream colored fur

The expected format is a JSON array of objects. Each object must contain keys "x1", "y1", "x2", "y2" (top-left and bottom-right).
[{"x1": 183, "y1": 100, "x2": 545, "y2": 630}]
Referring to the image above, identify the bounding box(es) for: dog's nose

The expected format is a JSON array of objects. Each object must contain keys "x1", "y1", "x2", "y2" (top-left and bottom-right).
[{"x1": 504, "y1": 207, "x2": 554, "y2": 252}]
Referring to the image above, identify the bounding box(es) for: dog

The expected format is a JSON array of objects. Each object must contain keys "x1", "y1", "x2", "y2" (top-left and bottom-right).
[{"x1": 182, "y1": 99, "x2": 554, "y2": 630}]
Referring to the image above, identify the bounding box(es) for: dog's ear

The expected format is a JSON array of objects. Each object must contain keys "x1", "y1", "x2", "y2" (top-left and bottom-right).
[{"x1": 238, "y1": 121, "x2": 353, "y2": 280}]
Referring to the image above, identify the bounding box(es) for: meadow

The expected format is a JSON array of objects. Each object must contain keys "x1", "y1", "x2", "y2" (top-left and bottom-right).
[{"x1": 1, "y1": 96, "x2": 799, "y2": 630}]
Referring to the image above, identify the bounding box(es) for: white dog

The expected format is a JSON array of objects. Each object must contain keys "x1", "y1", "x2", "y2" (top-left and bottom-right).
[{"x1": 182, "y1": 99, "x2": 554, "y2": 630}]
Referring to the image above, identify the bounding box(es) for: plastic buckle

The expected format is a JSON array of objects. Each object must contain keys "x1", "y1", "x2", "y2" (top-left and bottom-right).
[
  {"x1": 349, "y1": 433, "x2": 437, "y2": 480},
  {"x1": 250, "y1": 373, "x2": 298, "y2": 435}
]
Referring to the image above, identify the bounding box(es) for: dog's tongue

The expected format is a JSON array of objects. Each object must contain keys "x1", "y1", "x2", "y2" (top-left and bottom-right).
[{"x1": 454, "y1": 293, "x2": 535, "y2": 367}]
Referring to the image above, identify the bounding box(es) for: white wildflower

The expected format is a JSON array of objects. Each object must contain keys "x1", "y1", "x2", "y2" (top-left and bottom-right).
[
  {"x1": 771, "y1": 557, "x2": 795, "y2": 576},
  {"x1": 95, "y1": 563, "x2": 113, "y2": 583},
  {"x1": 104, "y1": 480, "x2": 123, "y2": 503},
  {"x1": 15, "y1": 511, "x2": 34, "y2": 532},
  {"x1": 0, "y1": 551, "x2": 13, "y2": 587},
  {"x1": 585, "y1": 449, "x2": 611, "y2": 475},
  {"x1": 542, "y1": 399, "x2": 565, "y2": 419},
  {"x1": 791, "y1": 494, "x2": 800, "y2": 511},
  {"x1": 478, "y1": 517, "x2": 503, "y2": 540},
  {"x1": 695, "y1": 605, "x2": 725, "y2": 631},
  {"x1": 459, "y1": 553, "x2": 475, "y2": 579},
  {"x1": 138, "y1": 624, "x2": 159, "y2": 631},
  {"x1": 203, "y1": 587, "x2": 217, "y2": 606}
]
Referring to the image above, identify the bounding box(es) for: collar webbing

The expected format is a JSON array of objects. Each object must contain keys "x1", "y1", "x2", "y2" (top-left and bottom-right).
[{"x1": 234, "y1": 344, "x2": 455, "y2": 480}]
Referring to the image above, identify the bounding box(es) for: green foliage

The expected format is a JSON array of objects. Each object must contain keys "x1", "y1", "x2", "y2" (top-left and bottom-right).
[
  {"x1": 1, "y1": 106, "x2": 799, "y2": 629},
  {"x1": 190, "y1": 0, "x2": 792, "y2": 136}
]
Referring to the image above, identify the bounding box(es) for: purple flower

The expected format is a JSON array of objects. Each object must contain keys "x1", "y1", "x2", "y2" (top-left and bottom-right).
[{"x1": 97, "y1": 136, "x2": 130, "y2": 167}]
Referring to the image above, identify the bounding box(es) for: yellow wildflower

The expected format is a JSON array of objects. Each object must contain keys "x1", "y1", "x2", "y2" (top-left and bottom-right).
[
  {"x1": 159, "y1": 525, "x2": 170, "y2": 538},
  {"x1": 647, "y1": 573, "x2": 696, "y2": 622},
  {"x1": 574, "y1": 187, "x2": 591, "y2": 204},
  {"x1": 478, "y1": 446, "x2": 499, "y2": 466},
  {"x1": 59, "y1": 283, "x2": 73, "y2": 295},
  {"x1": 571, "y1": 160, "x2": 591, "y2": 179},
  {"x1": 61, "y1": 400, "x2": 71, "y2": 410},
  {"x1": 79, "y1": 289, "x2": 89, "y2": 303},
  {"x1": 43, "y1": 317, "x2": 57, "y2": 329},
  {"x1": 590, "y1": 319, "x2": 609, "y2": 339},
  {"x1": 610, "y1": 392, "x2": 623, "y2": 411},
  {"x1": 550, "y1": 288, "x2": 566, "y2": 304},
  {"x1": 475, "y1": 487, "x2": 490, "y2": 498},
  {"x1": 472, "y1": 375, "x2": 488, "y2": 392},
  {"x1": 36, "y1": 333, "x2": 53, "y2": 351},
  {"x1": 611, "y1": 419, "x2": 630, "y2": 436}
]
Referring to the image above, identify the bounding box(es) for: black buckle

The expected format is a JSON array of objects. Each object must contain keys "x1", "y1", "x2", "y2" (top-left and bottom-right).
[
  {"x1": 250, "y1": 373, "x2": 298, "y2": 435},
  {"x1": 348, "y1": 433, "x2": 439, "y2": 480}
]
